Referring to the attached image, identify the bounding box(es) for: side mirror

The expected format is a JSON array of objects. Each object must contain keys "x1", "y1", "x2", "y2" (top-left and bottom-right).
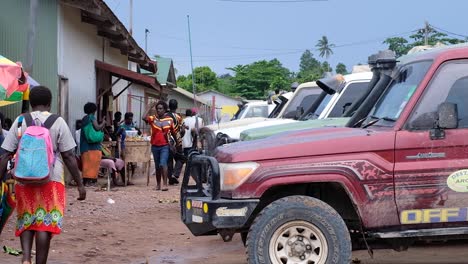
[
  {"x1": 295, "y1": 106, "x2": 304, "y2": 120},
  {"x1": 410, "y1": 112, "x2": 438, "y2": 130},
  {"x1": 438, "y1": 102, "x2": 458, "y2": 129}
]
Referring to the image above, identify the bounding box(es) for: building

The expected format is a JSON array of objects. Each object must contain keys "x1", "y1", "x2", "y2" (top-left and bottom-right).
[
  {"x1": 197, "y1": 90, "x2": 242, "y2": 121},
  {"x1": 0, "y1": 0, "x2": 161, "y2": 131}
]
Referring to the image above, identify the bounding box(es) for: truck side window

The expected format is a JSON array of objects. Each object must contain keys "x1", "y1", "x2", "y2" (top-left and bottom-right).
[
  {"x1": 407, "y1": 60, "x2": 468, "y2": 129},
  {"x1": 328, "y1": 82, "x2": 369, "y2": 117},
  {"x1": 245, "y1": 106, "x2": 268, "y2": 118},
  {"x1": 282, "y1": 87, "x2": 321, "y2": 118}
]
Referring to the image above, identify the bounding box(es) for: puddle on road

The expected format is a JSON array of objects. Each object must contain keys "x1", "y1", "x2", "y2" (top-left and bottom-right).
[{"x1": 136, "y1": 236, "x2": 246, "y2": 264}]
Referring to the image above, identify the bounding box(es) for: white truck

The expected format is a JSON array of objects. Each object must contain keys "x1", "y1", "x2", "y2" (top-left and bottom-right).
[
  {"x1": 200, "y1": 82, "x2": 324, "y2": 154},
  {"x1": 203, "y1": 72, "x2": 372, "y2": 154},
  {"x1": 231, "y1": 101, "x2": 276, "y2": 121}
]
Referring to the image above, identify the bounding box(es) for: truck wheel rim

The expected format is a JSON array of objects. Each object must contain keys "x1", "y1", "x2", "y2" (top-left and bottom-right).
[{"x1": 269, "y1": 220, "x2": 328, "y2": 264}]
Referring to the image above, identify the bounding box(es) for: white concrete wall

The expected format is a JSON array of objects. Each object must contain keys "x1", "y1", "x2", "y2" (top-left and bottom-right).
[
  {"x1": 118, "y1": 83, "x2": 147, "y2": 129},
  {"x1": 58, "y1": 4, "x2": 128, "y2": 131},
  {"x1": 166, "y1": 90, "x2": 197, "y2": 113},
  {"x1": 198, "y1": 92, "x2": 240, "y2": 107}
]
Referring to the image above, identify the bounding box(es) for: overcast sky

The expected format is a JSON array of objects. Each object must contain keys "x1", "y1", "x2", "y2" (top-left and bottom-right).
[{"x1": 105, "y1": 0, "x2": 468, "y2": 76}]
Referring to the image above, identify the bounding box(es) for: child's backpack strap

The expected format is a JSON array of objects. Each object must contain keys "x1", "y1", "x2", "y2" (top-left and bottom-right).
[
  {"x1": 17, "y1": 113, "x2": 33, "y2": 138},
  {"x1": 43, "y1": 114, "x2": 60, "y2": 129},
  {"x1": 22, "y1": 113, "x2": 33, "y2": 127}
]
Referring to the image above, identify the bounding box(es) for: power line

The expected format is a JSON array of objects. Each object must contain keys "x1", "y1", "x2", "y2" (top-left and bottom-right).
[
  {"x1": 150, "y1": 31, "x2": 302, "y2": 52},
  {"x1": 334, "y1": 30, "x2": 418, "y2": 48},
  {"x1": 152, "y1": 29, "x2": 416, "y2": 58},
  {"x1": 163, "y1": 50, "x2": 302, "y2": 59},
  {"x1": 219, "y1": 0, "x2": 327, "y2": 2},
  {"x1": 430, "y1": 24, "x2": 468, "y2": 39},
  {"x1": 176, "y1": 51, "x2": 302, "y2": 63},
  {"x1": 159, "y1": 28, "x2": 423, "y2": 64}
]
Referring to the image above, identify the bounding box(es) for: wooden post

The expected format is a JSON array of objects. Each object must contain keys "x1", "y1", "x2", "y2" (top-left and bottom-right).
[{"x1": 212, "y1": 95, "x2": 216, "y2": 123}]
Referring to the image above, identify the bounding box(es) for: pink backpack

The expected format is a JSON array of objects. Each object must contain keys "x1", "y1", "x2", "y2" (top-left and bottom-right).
[{"x1": 13, "y1": 114, "x2": 59, "y2": 184}]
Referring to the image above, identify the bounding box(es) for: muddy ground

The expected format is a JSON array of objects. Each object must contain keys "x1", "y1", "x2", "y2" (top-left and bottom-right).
[{"x1": 1, "y1": 169, "x2": 468, "y2": 264}]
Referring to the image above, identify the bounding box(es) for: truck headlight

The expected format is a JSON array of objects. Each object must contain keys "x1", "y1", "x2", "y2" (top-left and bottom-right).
[{"x1": 219, "y1": 162, "x2": 259, "y2": 191}]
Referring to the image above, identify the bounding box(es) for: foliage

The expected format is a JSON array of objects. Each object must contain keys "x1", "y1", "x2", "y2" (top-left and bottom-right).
[
  {"x1": 270, "y1": 76, "x2": 289, "y2": 91},
  {"x1": 382, "y1": 37, "x2": 410, "y2": 57},
  {"x1": 297, "y1": 50, "x2": 323, "y2": 83},
  {"x1": 227, "y1": 59, "x2": 291, "y2": 99},
  {"x1": 335, "y1": 63, "x2": 348, "y2": 75},
  {"x1": 217, "y1": 74, "x2": 235, "y2": 94},
  {"x1": 321, "y1": 61, "x2": 332, "y2": 73},
  {"x1": 299, "y1": 50, "x2": 321, "y2": 73},
  {"x1": 316, "y1": 36, "x2": 335, "y2": 59},
  {"x1": 383, "y1": 25, "x2": 465, "y2": 57},
  {"x1": 177, "y1": 66, "x2": 219, "y2": 93}
]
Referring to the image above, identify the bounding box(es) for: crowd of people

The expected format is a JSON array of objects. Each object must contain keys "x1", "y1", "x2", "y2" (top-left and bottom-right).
[
  {"x1": 0, "y1": 85, "x2": 204, "y2": 264},
  {"x1": 73, "y1": 98, "x2": 204, "y2": 189}
]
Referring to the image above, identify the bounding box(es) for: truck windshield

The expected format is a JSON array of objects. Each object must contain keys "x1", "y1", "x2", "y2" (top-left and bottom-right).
[
  {"x1": 305, "y1": 94, "x2": 333, "y2": 120},
  {"x1": 282, "y1": 87, "x2": 321, "y2": 118},
  {"x1": 269, "y1": 97, "x2": 288, "y2": 118},
  {"x1": 237, "y1": 104, "x2": 269, "y2": 119},
  {"x1": 367, "y1": 60, "x2": 433, "y2": 126}
]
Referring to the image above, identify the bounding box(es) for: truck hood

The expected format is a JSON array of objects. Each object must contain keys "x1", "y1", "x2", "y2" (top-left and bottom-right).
[
  {"x1": 215, "y1": 127, "x2": 394, "y2": 163},
  {"x1": 240, "y1": 117, "x2": 350, "y2": 141},
  {"x1": 216, "y1": 118, "x2": 298, "y2": 140},
  {"x1": 206, "y1": 117, "x2": 268, "y2": 131}
]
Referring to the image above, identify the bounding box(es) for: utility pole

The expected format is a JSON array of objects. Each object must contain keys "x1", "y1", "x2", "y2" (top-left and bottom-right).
[
  {"x1": 187, "y1": 15, "x2": 199, "y2": 135},
  {"x1": 145, "y1": 29, "x2": 150, "y2": 53},
  {"x1": 424, "y1": 21, "x2": 430, "y2": 46},
  {"x1": 187, "y1": 15, "x2": 196, "y2": 108},
  {"x1": 129, "y1": 0, "x2": 133, "y2": 36}
]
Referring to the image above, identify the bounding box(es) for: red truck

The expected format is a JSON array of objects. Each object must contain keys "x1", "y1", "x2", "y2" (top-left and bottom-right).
[{"x1": 181, "y1": 44, "x2": 468, "y2": 264}]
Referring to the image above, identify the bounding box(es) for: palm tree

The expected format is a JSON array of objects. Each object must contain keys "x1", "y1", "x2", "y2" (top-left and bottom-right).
[{"x1": 316, "y1": 36, "x2": 335, "y2": 59}]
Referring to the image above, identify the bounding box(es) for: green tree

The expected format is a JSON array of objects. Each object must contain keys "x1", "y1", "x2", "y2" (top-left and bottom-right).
[
  {"x1": 299, "y1": 50, "x2": 321, "y2": 73},
  {"x1": 270, "y1": 76, "x2": 288, "y2": 91},
  {"x1": 316, "y1": 36, "x2": 335, "y2": 59},
  {"x1": 382, "y1": 37, "x2": 410, "y2": 57},
  {"x1": 383, "y1": 24, "x2": 465, "y2": 57},
  {"x1": 297, "y1": 50, "x2": 322, "y2": 83},
  {"x1": 176, "y1": 75, "x2": 192, "y2": 91},
  {"x1": 178, "y1": 66, "x2": 219, "y2": 93},
  {"x1": 217, "y1": 73, "x2": 234, "y2": 94},
  {"x1": 335, "y1": 63, "x2": 348, "y2": 75},
  {"x1": 322, "y1": 61, "x2": 332, "y2": 73},
  {"x1": 410, "y1": 28, "x2": 464, "y2": 47},
  {"x1": 228, "y1": 59, "x2": 291, "y2": 99}
]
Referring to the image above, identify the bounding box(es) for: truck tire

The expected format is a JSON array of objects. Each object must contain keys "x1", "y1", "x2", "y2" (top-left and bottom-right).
[{"x1": 246, "y1": 196, "x2": 351, "y2": 264}]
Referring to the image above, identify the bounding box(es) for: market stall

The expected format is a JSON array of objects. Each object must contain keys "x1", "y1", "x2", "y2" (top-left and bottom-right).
[{"x1": 121, "y1": 131, "x2": 152, "y2": 186}]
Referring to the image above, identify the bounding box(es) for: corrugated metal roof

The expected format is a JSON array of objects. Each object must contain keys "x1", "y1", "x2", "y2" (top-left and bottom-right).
[
  {"x1": 172, "y1": 87, "x2": 205, "y2": 104},
  {"x1": 197, "y1": 90, "x2": 242, "y2": 102},
  {"x1": 142, "y1": 56, "x2": 176, "y2": 87}
]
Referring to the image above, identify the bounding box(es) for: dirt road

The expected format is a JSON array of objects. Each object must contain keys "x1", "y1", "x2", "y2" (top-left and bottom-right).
[{"x1": 1, "y1": 172, "x2": 468, "y2": 264}]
